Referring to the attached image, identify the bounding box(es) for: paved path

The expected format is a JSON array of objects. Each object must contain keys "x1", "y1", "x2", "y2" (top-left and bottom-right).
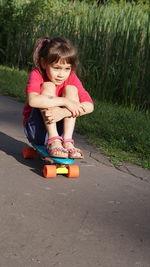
[{"x1": 0, "y1": 95, "x2": 150, "y2": 267}]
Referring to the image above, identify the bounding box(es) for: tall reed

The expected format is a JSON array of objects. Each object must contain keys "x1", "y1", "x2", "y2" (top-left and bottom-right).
[{"x1": 0, "y1": 0, "x2": 149, "y2": 109}]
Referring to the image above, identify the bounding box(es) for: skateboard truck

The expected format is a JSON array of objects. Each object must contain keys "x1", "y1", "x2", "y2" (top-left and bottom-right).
[{"x1": 23, "y1": 145, "x2": 79, "y2": 178}]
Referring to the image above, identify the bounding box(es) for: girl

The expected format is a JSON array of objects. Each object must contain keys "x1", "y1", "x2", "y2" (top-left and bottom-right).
[{"x1": 23, "y1": 37, "x2": 94, "y2": 159}]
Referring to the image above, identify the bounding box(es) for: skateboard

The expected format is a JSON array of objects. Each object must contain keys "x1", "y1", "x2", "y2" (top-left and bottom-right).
[{"x1": 23, "y1": 144, "x2": 79, "y2": 178}]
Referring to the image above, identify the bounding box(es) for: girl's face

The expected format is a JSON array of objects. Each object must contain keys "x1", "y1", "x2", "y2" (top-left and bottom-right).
[{"x1": 43, "y1": 59, "x2": 72, "y2": 85}]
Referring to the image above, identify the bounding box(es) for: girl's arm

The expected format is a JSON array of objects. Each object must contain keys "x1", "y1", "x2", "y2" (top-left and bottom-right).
[
  {"x1": 28, "y1": 92, "x2": 86, "y2": 117},
  {"x1": 79, "y1": 101, "x2": 94, "y2": 115},
  {"x1": 28, "y1": 92, "x2": 67, "y2": 109},
  {"x1": 44, "y1": 101, "x2": 94, "y2": 123}
]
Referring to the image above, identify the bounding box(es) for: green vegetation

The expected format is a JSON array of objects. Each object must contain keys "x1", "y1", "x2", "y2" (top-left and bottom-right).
[
  {"x1": 0, "y1": 65, "x2": 149, "y2": 169},
  {"x1": 77, "y1": 102, "x2": 150, "y2": 169},
  {"x1": 0, "y1": 66, "x2": 27, "y2": 101},
  {"x1": 0, "y1": 0, "x2": 149, "y2": 109}
]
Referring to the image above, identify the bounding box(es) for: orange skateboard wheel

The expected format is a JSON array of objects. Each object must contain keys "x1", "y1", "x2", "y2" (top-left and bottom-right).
[
  {"x1": 67, "y1": 165, "x2": 79, "y2": 178},
  {"x1": 43, "y1": 165, "x2": 57, "y2": 178},
  {"x1": 23, "y1": 147, "x2": 37, "y2": 159}
]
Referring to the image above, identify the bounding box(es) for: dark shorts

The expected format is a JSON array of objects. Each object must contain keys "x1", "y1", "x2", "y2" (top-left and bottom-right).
[{"x1": 24, "y1": 108, "x2": 63, "y2": 145}]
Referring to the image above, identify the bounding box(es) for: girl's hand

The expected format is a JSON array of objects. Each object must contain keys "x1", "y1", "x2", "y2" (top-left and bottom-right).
[
  {"x1": 42, "y1": 107, "x2": 63, "y2": 123},
  {"x1": 66, "y1": 99, "x2": 86, "y2": 117},
  {"x1": 43, "y1": 107, "x2": 71, "y2": 123}
]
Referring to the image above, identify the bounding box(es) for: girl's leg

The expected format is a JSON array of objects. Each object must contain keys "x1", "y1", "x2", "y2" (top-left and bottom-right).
[
  {"x1": 24, "y1": 108, "x2": 47, "y2": 145},
  {"x1": 62, "y1": 85, "x2": 84, "y2": 158},
  {"x1": 41, "y1": 82, "x2": 68, "y2": 158}
]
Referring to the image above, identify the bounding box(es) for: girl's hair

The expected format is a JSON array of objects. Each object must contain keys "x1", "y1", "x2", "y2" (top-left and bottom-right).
[{"x1": 33, "y1": 37, "x2": 78, "y2": 74}]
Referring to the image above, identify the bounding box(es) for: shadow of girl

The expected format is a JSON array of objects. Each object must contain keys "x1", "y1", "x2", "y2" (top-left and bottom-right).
[{"x1": 0, "y1": 131, "x2": 43, "y2": 177}]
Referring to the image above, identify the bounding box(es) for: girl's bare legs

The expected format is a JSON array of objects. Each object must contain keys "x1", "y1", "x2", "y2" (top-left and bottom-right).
[
  {"x1": 41, "y1": 82, "x2": 68, "y2": 157},
  {"x1": 62, "y1": 85, "x2": 84, "y2": 158}
]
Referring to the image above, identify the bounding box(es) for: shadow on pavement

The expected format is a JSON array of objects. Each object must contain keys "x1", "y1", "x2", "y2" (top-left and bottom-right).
[{"x1": 0, "y1": 131, "x2": 44, "y2": 178}]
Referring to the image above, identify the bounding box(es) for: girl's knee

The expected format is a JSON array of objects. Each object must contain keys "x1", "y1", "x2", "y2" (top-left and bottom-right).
[
  {"x1": 63, "y1": 85, "x2": 79, "y2": 100},
  {"x1": 41, "y1": 82, "x2": 56, "y2": 96}
]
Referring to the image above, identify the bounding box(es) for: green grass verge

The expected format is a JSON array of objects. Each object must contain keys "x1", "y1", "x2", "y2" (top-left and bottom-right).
[
  {"x1": 77, "y1": 102, "x2": 150, "y2": 169},
  {"x1": 0, "y1": 65, "x2": 27, "y2": 102},
  {"x1": 0, "y1": 65, "x2": 150, "y2": 169}
]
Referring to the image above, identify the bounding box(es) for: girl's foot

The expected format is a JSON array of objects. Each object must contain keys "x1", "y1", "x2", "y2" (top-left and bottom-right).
[
  {"x1": 46, "y1": 136, "x2": 68, "y2": 158},
  {"x1": 63, "y1": 138, "x2": 84, "y2": 159}
]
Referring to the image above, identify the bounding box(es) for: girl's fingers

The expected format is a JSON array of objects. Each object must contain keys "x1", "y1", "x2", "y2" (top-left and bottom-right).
[
  {"x1": 45, "y1": 111, "x2": 52, "y2": 117},
  {"x1": 80, "y1": 105, "x2": 86, "y2": 112}
]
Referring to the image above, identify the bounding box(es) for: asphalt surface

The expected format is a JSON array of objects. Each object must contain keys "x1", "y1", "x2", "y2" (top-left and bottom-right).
[{"x1": 0, "y1": 95, "x2": 150, "y2": 267}]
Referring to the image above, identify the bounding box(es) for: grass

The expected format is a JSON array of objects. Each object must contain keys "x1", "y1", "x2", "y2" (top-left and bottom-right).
[
  {"x1": 0, "y1": 65, "x2": 150, "y2": 169},
  {"x1": 77, "y1": 101, "x2": 150, "y2": 169},
  {"x1": 0, "y1": 66, "x2": 27, "y2": 101}
]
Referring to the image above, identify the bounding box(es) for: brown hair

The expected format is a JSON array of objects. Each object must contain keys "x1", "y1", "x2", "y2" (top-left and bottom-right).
[{"x1": 33, "y1": 37, "x2": 78, "y2": 74}]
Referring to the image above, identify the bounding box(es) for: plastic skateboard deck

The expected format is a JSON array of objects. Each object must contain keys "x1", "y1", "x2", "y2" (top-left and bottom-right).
[
  {"x1": 33, "y1": 144, "x2": 75, "y2": 165},
  {"x1": 23, "y1": 144, "x2": 79, "y2": 178}
]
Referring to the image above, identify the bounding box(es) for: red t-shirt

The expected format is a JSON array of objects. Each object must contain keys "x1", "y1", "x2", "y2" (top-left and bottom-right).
[{"x1": 23, "y1": 68, "x2": 93, "y2": 125}]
